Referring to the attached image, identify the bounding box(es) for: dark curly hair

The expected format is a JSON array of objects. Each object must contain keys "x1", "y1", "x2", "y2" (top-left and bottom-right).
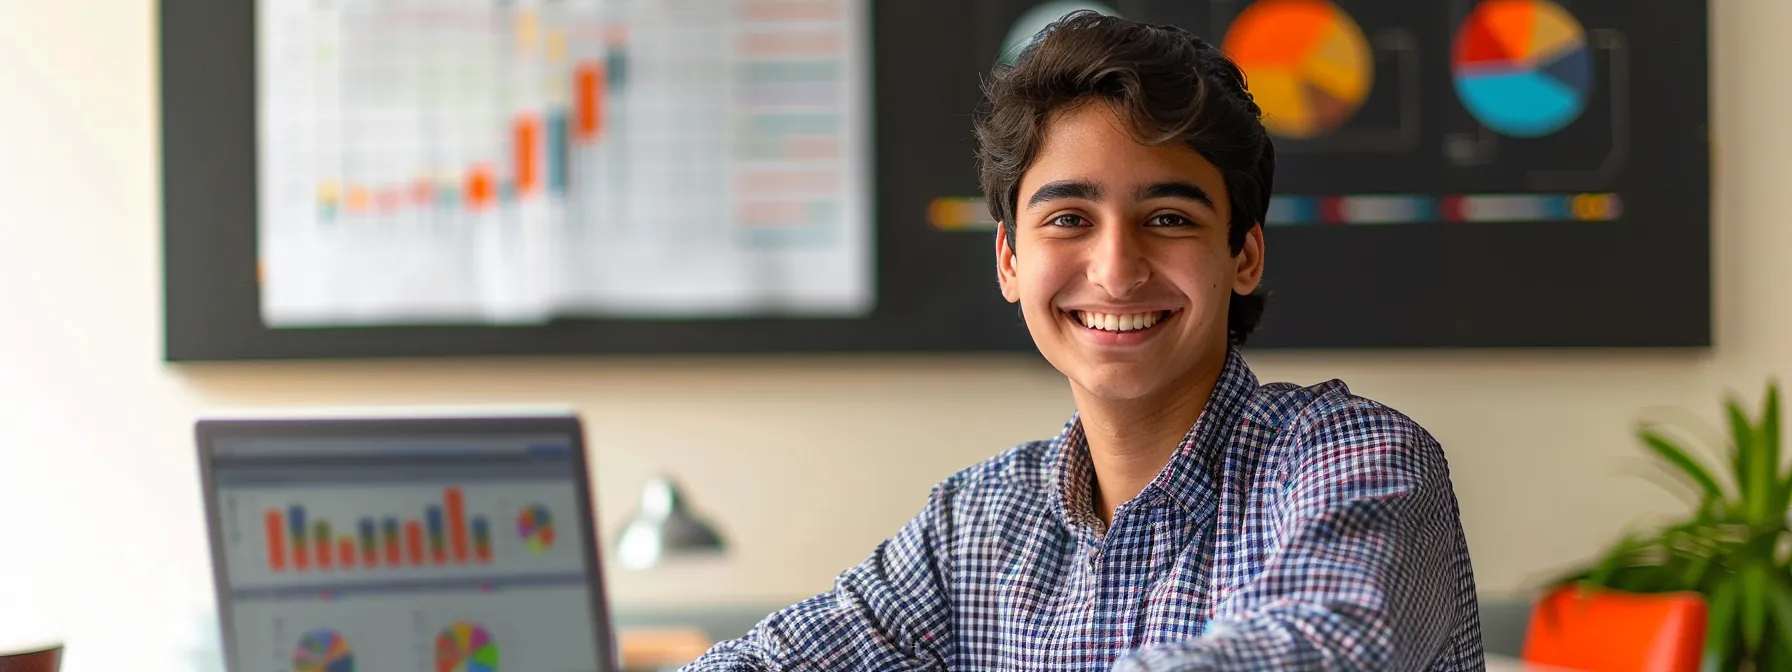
[{"x1": 973, "y1": 10, "x2": 1275, "y2": 345}]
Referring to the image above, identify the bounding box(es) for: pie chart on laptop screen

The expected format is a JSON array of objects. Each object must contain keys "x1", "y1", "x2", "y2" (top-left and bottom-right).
[{"x1": 1452, "y1": 0, "x2": 1593, "y2": 138}]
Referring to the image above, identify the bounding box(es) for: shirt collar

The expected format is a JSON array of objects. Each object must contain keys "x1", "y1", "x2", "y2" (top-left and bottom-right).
[{"x1": 1048, "y1": 346, "x2": 1259, "y2": 533}]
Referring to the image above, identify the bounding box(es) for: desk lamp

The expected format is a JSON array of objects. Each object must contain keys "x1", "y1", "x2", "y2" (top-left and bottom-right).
[{"x1": 615, "y1": 475, "x2": 727, "y2": 570}]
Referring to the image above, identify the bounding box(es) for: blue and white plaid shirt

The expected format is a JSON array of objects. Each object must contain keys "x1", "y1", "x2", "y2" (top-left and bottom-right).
[{"x1": 684, "y1": 348, "x2": 1483, "y2": 671}]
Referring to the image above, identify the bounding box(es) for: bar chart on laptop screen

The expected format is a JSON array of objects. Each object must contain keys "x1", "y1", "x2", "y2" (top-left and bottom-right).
[
  {"x1": 255, "y1": 0, "x2": 874, "y2": 327},
  {"x1": 216, "y1": 480, "x2": 588, "y2": 590}
]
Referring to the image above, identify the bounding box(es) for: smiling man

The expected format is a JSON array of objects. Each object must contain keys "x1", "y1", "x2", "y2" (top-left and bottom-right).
[{"x1": 682, "y1": 11, "x2": 1482, "y2": 671}]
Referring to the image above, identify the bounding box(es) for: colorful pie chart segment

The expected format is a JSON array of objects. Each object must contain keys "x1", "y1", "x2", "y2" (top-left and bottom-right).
[
  {"x1": 1222, "y1": 0, "x2": 1374, "y2": 140},
  {"x1": 435, "y1": 622, "x2": 500, "y2": 672},
  {"x1": 293, "y1": 629, "x2": 355, "y2": 672},
  {"x1": 1452, "y1": 0, "x2": 1593, "y2": 137}
]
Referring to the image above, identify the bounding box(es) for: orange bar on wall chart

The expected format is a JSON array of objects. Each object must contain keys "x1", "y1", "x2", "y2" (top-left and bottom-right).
[
  {"x1": 446, "y1": 487, "x2": 469, "y2": 564},
  {"x1": 466, "y1": 166, "x2": 495, "y2": 211},
  {"x1": 576, "y1": 62, "x2": 604, "y2": 141},
  {"x1": 514, "y1": 117, "x2": 540, "y2": 196},
  {"x1": 265, "y1": 510, "x2": 286, "y2": 572}
]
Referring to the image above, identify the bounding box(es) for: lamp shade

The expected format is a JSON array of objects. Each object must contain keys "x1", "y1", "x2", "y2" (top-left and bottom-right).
[{"x1": 616, "y1": 475, "x2": 727, "y2": 570}]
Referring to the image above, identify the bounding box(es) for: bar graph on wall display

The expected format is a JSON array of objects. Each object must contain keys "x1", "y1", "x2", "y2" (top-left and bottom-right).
[{"x1": 256, "y1": 0, "x2": 874, "y2": 327}]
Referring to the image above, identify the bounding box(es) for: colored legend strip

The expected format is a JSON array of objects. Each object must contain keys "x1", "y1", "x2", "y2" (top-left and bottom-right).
[
  {"x1": 926, "y1": 197, "x2": 997, "y2": 232},
  {"x1": 926, "y1": 193, "x2": 1624, "y2": 231},
  {"x1": 1266, "y1": 193, "x2": 1623, "y2": 226}
]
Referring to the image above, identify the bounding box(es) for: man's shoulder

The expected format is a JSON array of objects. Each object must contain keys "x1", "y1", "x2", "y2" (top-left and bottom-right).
[
  {"x1": 1244, "y1": 377, "x2": 1445, "y2": 475},
  {"x1": 919, "y1": 437, "x2": 1062, "y2": 517},
  {"x1": 936, "y1": 438, "x2": 1057, "y2": 494}
]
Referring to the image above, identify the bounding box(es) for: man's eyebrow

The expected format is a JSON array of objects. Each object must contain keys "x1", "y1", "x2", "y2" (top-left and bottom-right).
[
  {"x1": 1135, "y1": 181, "x2": 1216, "y2": 209},
  {"x1": 1025, "y1": 180, "x2": 1103, "y2": 211}
]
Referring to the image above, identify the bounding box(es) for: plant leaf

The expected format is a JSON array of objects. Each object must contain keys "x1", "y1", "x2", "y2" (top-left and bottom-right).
[
  {"x1": 1707, "y1": 576, "x2": 1738, "y2": 666},
  {"x1": 1639, "y1": 427, "x2": 1727, "y2": 504},
  {"x1": 1728, "y1": 396, "x2": 1770, "y2": 525},
  {"x1": 1766, "y1": 574, "x2": 1792, "y2": 663},
  {"x1": 1586, "y1": 530, "x2": 1648, "y2": 589},
  {"x1": 1743, "y1": 562, "x2": 1768, "y2": 653}
]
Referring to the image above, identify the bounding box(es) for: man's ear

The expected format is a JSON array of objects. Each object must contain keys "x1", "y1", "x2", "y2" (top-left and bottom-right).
[
  {"x1": 996, "y1": 225, "x2": 1020, "y2": 304},
  {"x1": 1232, "y1": 223, "x2": 1265, "y2": 295}
]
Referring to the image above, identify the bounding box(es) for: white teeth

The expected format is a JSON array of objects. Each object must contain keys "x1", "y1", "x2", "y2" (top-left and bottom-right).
[{"x1": 1075, "y1": 311, "x2": 1164, "y2": 332}]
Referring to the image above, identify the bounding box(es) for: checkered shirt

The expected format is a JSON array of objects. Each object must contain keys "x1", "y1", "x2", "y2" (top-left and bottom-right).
[{"x1": 682, "y1": 347, "x2": 1483, "y2": 671}]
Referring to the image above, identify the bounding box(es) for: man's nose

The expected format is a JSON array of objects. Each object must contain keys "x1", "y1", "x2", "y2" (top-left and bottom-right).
[{"x1": 1087, "y1": 224, "x2": 1148, "y2": 297}]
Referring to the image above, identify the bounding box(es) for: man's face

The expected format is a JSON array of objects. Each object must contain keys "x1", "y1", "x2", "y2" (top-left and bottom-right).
[{"x1": 996, "y1": 101, "x2": 1264, "y2": 403}]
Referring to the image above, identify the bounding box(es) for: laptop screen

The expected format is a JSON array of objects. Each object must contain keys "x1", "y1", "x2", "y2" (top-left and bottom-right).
[{"x1": 199, "y1": 416, "x2": 612, "y2": 672}]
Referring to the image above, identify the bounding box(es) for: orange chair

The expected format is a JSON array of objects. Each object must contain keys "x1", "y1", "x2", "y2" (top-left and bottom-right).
[
  {"x1": 1522, "y1": 585, "x2": 1706, "y2": 672},
  {"x1": 0, "y1": 643, "x2": 61, "y2": 672}
]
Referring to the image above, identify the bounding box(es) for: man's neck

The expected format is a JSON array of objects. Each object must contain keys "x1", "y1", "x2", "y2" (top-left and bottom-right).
[{"x1": 1073, "y1": 355, "x2": 1226, "y2": 530}]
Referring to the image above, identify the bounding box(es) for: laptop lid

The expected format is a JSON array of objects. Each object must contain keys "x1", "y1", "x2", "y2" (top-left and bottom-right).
[{"x1": 196, "y1": 411, "x2": 617, "y2": 672}]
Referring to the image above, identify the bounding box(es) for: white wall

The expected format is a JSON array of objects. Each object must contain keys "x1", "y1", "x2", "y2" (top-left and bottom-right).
[{"x1": 0, "y1": 1, "x2": 1781, "y2": 670}]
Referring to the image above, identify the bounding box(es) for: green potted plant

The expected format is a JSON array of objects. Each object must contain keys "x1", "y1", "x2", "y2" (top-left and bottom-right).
[{"x1": 1549, "y1": 380, "x2": 1792, "y2": 669}]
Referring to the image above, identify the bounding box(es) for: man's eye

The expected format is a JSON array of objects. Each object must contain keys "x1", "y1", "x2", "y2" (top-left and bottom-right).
[
  {"x1": 1049, "y1": 214, "x2": 1087, "y2": 227},
  {"x1": 1148, "y1": 214, "x2": 1195, "y2": 227}
]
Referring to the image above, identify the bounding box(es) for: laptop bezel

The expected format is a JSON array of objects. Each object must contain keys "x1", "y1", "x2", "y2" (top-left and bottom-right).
[{"x1": 195, "y1": 413, "x2": 618, "y2": 672}]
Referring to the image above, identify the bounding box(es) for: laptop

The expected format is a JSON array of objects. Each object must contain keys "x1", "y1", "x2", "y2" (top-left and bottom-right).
[{"x1": 196, "y1": 410, "x2": 618, "y2": 672}]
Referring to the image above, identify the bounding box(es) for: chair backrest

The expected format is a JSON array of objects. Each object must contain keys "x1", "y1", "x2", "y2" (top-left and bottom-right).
[
  {"x1": 0, "y1": 644, "x2": 61, "y2": 672},
  {"x1": 1523, "y1": 585, "x2": 1706, "y2": 672}
]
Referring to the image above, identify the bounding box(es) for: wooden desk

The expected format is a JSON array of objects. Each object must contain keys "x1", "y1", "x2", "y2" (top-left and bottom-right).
[
  {"x1": 1486, "y1": 654, "x2": 1585, "y2": 671},
  {"x1": 619, "y1": 627, "x2": 713, "y2": 671}
]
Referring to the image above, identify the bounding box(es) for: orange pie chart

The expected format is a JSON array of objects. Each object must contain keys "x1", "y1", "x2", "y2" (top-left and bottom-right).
[{"x1": 1222, "y1": 0, "x2": 1374, "y2": 140}]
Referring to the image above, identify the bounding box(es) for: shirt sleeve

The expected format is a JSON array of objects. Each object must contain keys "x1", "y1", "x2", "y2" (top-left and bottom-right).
[
  {"x1": 1112, "y1": 403, "x2": 1480, "y2": 672},
  {"x1": 679, "y1": 483, "x2": 958, "y2": 672}
]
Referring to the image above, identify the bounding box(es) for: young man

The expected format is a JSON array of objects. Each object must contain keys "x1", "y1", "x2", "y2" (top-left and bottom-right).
[{"x1": 683, "y1": 11, "x2": 1481, "y2": 671}]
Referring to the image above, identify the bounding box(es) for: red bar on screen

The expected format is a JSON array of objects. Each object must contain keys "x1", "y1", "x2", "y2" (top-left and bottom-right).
[
  {"x1": 405, "y1": 521, "x2": 424, "y2": 565},
  {"x1": 446, "y1": 487, "x2": 469, "y2": 564},
  {"x1": 265, "y1": 510, "x2": 286, "y2": 572},
  {"x1": 339, "y1": 539, "x2": 356, "y2": 570}
]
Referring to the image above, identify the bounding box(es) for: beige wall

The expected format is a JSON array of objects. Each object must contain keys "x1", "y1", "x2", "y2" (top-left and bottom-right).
[{"x1": 0, "y1": 1, "x2": 1778, "y2": 669}]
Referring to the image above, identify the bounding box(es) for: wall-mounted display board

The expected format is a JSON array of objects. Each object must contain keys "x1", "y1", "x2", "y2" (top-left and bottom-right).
[{"x1": 161, "y1": 0, "x2": 1709, "y2": 361}]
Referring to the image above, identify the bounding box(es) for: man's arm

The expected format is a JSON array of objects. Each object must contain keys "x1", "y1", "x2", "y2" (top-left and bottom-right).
[
  {"x1": 680, "y1": 483, "x2": 957, "y2": 672},
  {"x1": 1113, "y1": 404, "x2": 1480, "y2": 672}
]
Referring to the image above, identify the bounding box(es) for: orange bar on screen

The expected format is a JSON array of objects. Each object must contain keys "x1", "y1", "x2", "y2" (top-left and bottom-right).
[
  {"x1": 315, "y1": 536, "x2": 332, "y2": 570},
  {"x1": 405, "y1": 521, "x2": 425, "y2": 565},
  {"x1": 265, "y1": 510, "x2": 286, "y2": 572},
  {"x1": 446, "y1": 487, "x2": 469, "y2": 564},
  {"x1": 514, "y1": 117, "x2": 540, "y2": 195},
  {"x1": 339, "y1": 539, "x2": 356, "y2": 570},
  {"x1": 576, "y1": 62, "x2": 603, "y2": 141}
]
